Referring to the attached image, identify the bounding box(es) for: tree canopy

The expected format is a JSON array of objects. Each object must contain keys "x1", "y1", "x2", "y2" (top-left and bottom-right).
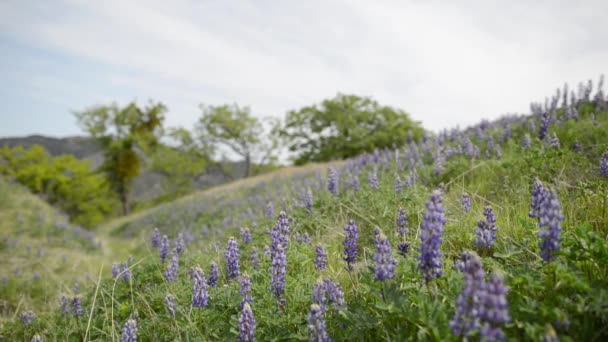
[{"x1": 280, "y1": 94, "x2": 423, "y2": 165}]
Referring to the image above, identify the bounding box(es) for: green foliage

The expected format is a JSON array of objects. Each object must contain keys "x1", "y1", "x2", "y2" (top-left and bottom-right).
[
  {"x1": 196, "y1": 104, "x2": 278, "y2": 177},
  {"x1": 280, "y1": 93, "x2": 424, "y2": 165},
  {"x1": 0, "y1": 145, "x2": 115, "y2": 227},
  {"x1": 75, "y1": 101, "x2": 166, "y2": 215}
]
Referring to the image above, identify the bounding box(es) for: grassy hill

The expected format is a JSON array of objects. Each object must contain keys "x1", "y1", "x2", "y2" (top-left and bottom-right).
[{"x1": 2, "y1": 80, "x2": 608, "y2": 341}]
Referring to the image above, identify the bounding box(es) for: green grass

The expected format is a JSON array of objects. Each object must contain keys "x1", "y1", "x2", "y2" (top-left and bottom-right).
[{"x1": 2, "y1": 106, "x2": 608, "y2": 341}]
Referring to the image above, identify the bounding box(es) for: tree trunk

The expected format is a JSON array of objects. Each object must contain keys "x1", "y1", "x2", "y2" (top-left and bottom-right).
[
  {"x1": 120, "y1": 189, "x2": 129, "y2": 216},
  {"x1": 244, "y1": 153, "x2": 251, "y2": 178}
]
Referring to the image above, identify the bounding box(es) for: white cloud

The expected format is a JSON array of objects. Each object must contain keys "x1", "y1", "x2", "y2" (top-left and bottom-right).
[{"x1": 0, "y1": 0, "x2": 607, "y2": 134}]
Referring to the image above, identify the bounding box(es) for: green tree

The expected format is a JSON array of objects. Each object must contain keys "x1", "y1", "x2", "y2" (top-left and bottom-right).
[
  {"x1": 280, "y1": 93, "x2": 423, "y2": 165},
  {"x1": 196, "y1": 104, "x2": 278, "y2": 177},
  {"x1": 75, "y1": 101, "x2": 166, "y2": 215}
]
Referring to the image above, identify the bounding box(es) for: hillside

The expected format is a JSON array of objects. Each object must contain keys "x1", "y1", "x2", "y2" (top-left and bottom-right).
[{"x1": 2, "y1": 79, "x2": 608, "y2": 341}]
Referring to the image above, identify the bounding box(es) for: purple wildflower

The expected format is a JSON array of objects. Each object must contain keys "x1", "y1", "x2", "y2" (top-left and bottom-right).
[
  {"x1": 175, "y1": 233, "x2": 185, "y2": 255},
  {"x1": 266, "y1": 202, "x2": 274, "y2": 219},
  {"x1": 240, "y1": 274, "x2": 253, "y2": 307},
  {"x1": 343, "y1": 220, "x2": 359, "y2": 271},
  {"x1": 396, "y1": 207, "x2": 408, "y2": 235},
  {"x1": 250, "y1": 247, "x2": 259, "y2": 270},
  {"x1": 308, "y1": 304, "x2": 331, "y2": 342},
  {"x1": 151, "y1": 228, "x2": 161, "y2": 248},
  {"x1": 479, "y1": 274, "x2": 510, "y2": 341},
  {"x1": 450, "y1": 252, "x2": 485, "y2": 337},
  {"x1": 461, "y1": 193, "x2": 472, "y2": 213},
  {"x1": 111, "y1": 263, "x2": 120, "y2": 278},
  {"x1": 190, "y1": 267, "x2": 209, "y2": 308},
  {"x1": 349, "y1": 172, "x2": 360, "y2": 192},
  {"x1": 20, "y1": 310, "x2": 36, "y2": 325},
  {"x1": 208, "y1": 262, "x2": 219, "y2": 288},
  {"x1": 270, "y1": 211, "x2": 290, "y2": 301},
  {"x1": 538, "y1": 112, "x2": 550, "y2": 140},
  {"x1": 160, "y1": 235, "x2": 170, "y2": 263},
  {"x1": 538, "y1": 189, "x2": 565, "y2": 262},
  {"x1": 238, "y1": 302, "x2": 256, "y2": 342},
  {"x1": 296, "y1": 233, "x2": 311, "y2": 244},
  {"x1": 311, "y1": 278, "x2": 345, "y2": 312},
  {"x1": 304, "y1": 188, "x2": 313, "y2": 215},
  {"x1": 397, "y1": 242, "x2": 410, "y2": 257},
  {"x1": 240, "y1": 227, "x2": 252, "y2": 244},
  {"x1": 164, "y1": 248, "x2": 179, "y2": 282},
  {"x1": 600, "y1": 151, "x2": 608, "y2": 177},
  {"x1": 475, "y1": 206, "x2": 497, "y2": 248},
  {"x1": 225, "y1": 237, "x2": 241, "y2": 281},
  {"x1": 549, "y1": 132, "x2": 560, "y2": 148},
  {"x1": 368, "y1": 167, "x2": 379, "y2": 190},
  {"x1": 71, "y1": 296, "x2": 83, "y2": 317},
  {"x1": 165, "y1": 294, "x2": 177, "y2": 317},
  {"x1": 373, "y1": 233, "x2": 396, "y2": 281},
  {"x1": 529, "y1": 179, "x2": 548, "y2": 219},
  {"x1": 315, "y1": 245, "x2": 328, "y2": 271},
  {"x1": 327, "y1": 167, "x2": 339, "y2": 196},
  {"x1": 60, "y1": 295, "x2": 70, "y2": 315},
  {"x1": 120, "y1": 261, "x2": 131, "y2": 282},
  {"x1": 418, "y1": 190, "x2": 446, "y2": 283},
  {"x1": 121, "y1": 319, "x2": 138, "y2": 342},
  {"x1": 395, "y1": 174, "x2": 403, "y2": 193}
]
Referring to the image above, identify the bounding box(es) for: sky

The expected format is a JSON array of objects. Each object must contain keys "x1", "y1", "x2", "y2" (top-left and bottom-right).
[{"x1": 0, "y1": 0, "x2": 607, "y2": 138}]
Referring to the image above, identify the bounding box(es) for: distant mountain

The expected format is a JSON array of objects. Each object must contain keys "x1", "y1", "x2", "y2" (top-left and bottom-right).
[{"x1": 0, "y1": 134, "x2": 249, "y2": 201}]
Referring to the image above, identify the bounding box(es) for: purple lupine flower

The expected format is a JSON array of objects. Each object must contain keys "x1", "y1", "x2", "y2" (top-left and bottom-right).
[
  {"x1": 208, "y1": 262, "x2": 219, "y2": 288},
  {"x1": 240, "y1": 228, "x2": 252, "y2": 244},
  {"x1": 397, "y1": 241, "x2": 410, "y2": 257},
  {"x1": 225, "y1": 237, "x2": 241, "y2": 281},
  {"x1": 266, "y1": 202, "x2": 274, "y2": 219},
  {"x1": 120, "y1": 261, "x2": 131, "y2": 282},
  {"x1": 449, "y1": 252, "x2": 485, "y2": 337},
  {"x1": 529, "y1": 179, "x2": 548, "y2": 219},
  {"x1": 121, "y1": 319, "x2": 138, "y2": 342},
  {"x1": 327, "y1": 167, "x2": 339, "y2": 196},
  {"x1": 60, "y1": 295, "x2": 70, "y2": 315},
  {"x1": 312, "y1": 278, "x2": 345, "y2": 312},
  {"x1": 190, "y1": 267, "x2": 209, "y2": 308},
  {"x1": 165, "y1": 294, "x2": 177, "y2": 317},
  {"x1": 418, "y1": 190, "x2": 446, "y2": 283},
  {"x1": 250, "y1": 247, "x2": 259, "y2": 270},
  {"x1": 296, "y1": 233, "x2": 311, "y2": 244},
  {"x1": 461, "y1": 193, "x2": 472, "y2": 213},
  {"x1": 475, "y1": 206, "x2": 497, "y2": 248},
  {"x1": 151, "y1": 228, "x2": 161, "y2": 248},
  {"x1": 314, "y1": 245, "x2": 328, "y2": 271},
  {"x1": 396, "y1": 207, "x2": 408, "y2": 235},
  {"x1": 348, "y1": 171, "x2": 360, "y2": 192},
  {"x1": 240, "y1": 274, "x2": 253, "y2": 307},
  {"x1": 549, "y1": 132, "x2": 560, "y2": 149},
  {"x1": 31, "y1": 334, "x2": 43, "y2": 342},
  {"x1": 270, "y1": 211, "x2": 290, "y2": 301},
  {"x1": 304, "y1": 188, "x2": 313, "y2": 215},
  {"x1": 238, "y1": 302, "x2": 256, "y2": 342},
  {"x1": 175, "y1": 233, "x2": 185, "y2": 255},
  {"x1": 373, "y1": 233, "x2": 396, "y2": 281},
  {"x1": 522, "y1": 134, "x2": 532, "y2": 149},
  {"x1": 538, "y1": 112, "x2": 550, "y2": 140},
  {"x1": 367, "y1": 167, "x2": 379, "y2": 190},
  {"x1": 538, "y1": 189, "x2": 565, "y2": 262},
  {"x1": 308, "y1": 304, "x2": 331, "y2": 342},
  {"x1": 479, "y1": 273, "x2": 510, "y2": 341},
  {"x1": 111, "y1": 263, "x2": 120, "y2": 278},
  {"x1": 600, "y1": 151, "x2": 608, "y2": 177},
  {"x1": 160, "y1": 235, "x2": 170, "y2": 263},
  {"x1": 342, "y1": 220, "x2": 358, "y2": 271},
  {"x1": 394, "y1": 174, "x2": 403, "y2": 193},
  {"x1": 20, "y1": 310, "x2": 36, "y2": 325},
  {"x1": 312, "y1": 279, "x2": 327, "y2": 310},
  {"x1": 72, "y1": 296, "x2": 83, "y2": 317},
  {"x1": 164, "y1": 248, "x2": 179, "y2": 282}
]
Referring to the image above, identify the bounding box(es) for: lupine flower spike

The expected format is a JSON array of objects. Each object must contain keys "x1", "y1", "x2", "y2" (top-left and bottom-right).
[
  {"x1": 238, "y1": 302, "x2": 256, "y2": 342},
  {"x1": 121, "y1": 319, "x2": 138, "y2": 342},
  {"x1": 418, "y1": 190, "x2": 446, "y2": 283},
  {"x1": 343, "y1": 220, "x2": 358, "y2": 271}
]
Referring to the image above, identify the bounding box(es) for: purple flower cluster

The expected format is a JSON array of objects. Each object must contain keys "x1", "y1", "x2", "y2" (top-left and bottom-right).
[
  {"x1": 240, "y1": 227, "x2": 252, "y2": 244},
  {"x1": 20, "y1": 310, "x2": 36, "y2": 325},
  {"x1": 549, "y1": 132, "x2": 560, "y2": 149},
  {"x1": 538, "y1": 112, "x2": 550, "y2": 140},
  {"x1": 397, "y1": 242, "x2": 410, "y2": 257},
  {"x1": 311, "y1": 278, "x2": 345, "y2": 311},
  {"x1": 270, "y1": 211, "x2": 290, "y2": 301},
  {"x1": 266, "y1": 202, "x2": 274, "y2": 219},
  {"x1": 60, "y1": 295, "x2": 69, "y2": 315},
  {"x1": 151, "y1": 228, "x2": 161, "y2": 248},
  {"x1": 190, "y1": 267, "x2": 209, "y2": 308},
  {"x1": 240, "y1": 274, "x2": 253, "y2": 307},
  {"x1": 72, "y1": 296, "x2": 83, "y2": 316},
  {"x1": 373, "y1": 233, "x2": 396, "y2": 281},
  {"x1": 314, "y1": 245, "x2": 328, "y2": 270},
  {"x1": 529, "y1": 179, "x2": 547, "y2": 219},
  {"x1": 479, "y1": 274, "x2": 510, "y2": 341},
  {"x1": 418, "y1": 191, "x2": 446, "y2": 283},
  {"x1": 120, "y1": 261, "x2": 131, "y2": 282},
  {"x1": 538, "y1": 189, "x2": 565, "y2": 262},
  {"x1": 475, "y1": 206, "x2": 497, "y2": 248},
  {"x1": 327, "y1": 167, "x2": 339, "y2": 196},
  {"x1": 225, "y1": 237, "x2": 241, "y2": 281},
  {"x1": 160, "y1": 235, "x2": 170, "y2": 263},
  {"x1": 165, "y1": 294, "x2": 177, "y2": 317},
  {"x1": 461, "y1": 193, "x2": 472, "y2": 213},
  {"x1": 342, "y1": 220, "x2": 359, "y2": 271},
  {"x1": 396, "y1": 207, "x2": 408, "y2": 235},
  {"x1": 208, "y1": 262, "x2": 219, "y2": 288},
  {"x1": 600, "y1": 151, "x2": 608, "y2": 177},
  {"x1": 394, "y1": 174, "x2": 403, "y2": 193},
  {"x1": 121, "y1": 319, "x2": 138, "y2": 342},
  {"x1": 164, "y1": 248, "x2": 179, "y2": 282},
  {"x1": 238, "y1": 303, "x2": 256, "y2": 342},
  {"x1": 368, "y1": 167, "x2": 379, "y2": 190},
  {"x1": 175, "y1": 233, "x2": 185, "y2": 255},
  {"x1": 250, "y1": 247, "x2": 259, "y2": 270},
  {"x1": 296, "y1": 233, "x2": 311, "y2": 244},
  {"x1": 308, "y1": 304, "x2": 331, "y2": 342}
]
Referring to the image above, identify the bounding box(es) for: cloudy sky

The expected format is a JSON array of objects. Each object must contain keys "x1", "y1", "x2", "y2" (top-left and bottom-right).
[{"x1": 0, "y1": 0, "x2": 606, "y2": 137}]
